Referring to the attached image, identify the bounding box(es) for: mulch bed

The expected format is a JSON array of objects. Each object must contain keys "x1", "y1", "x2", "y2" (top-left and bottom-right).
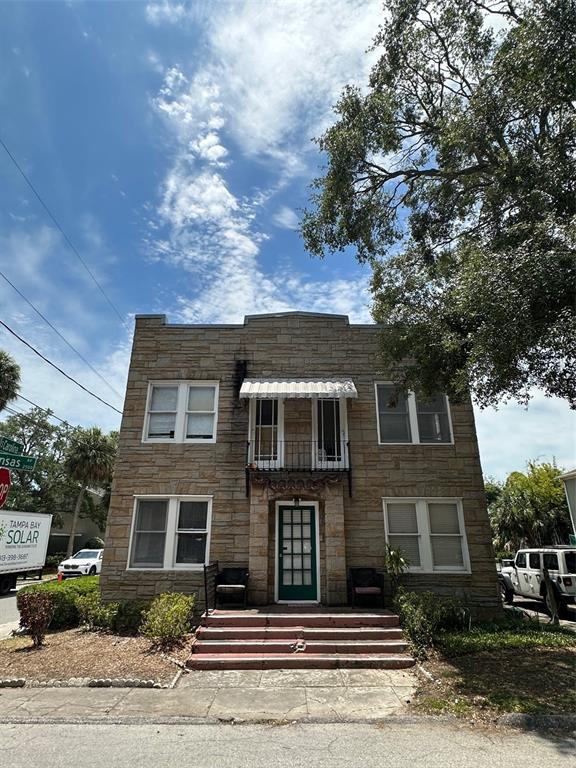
[
  {"x1": 0, "y1": 629, "x2": 193, "y2": 684},
  {"x1": 414, "y1": 646, "x2": 576, "y2": 723}
]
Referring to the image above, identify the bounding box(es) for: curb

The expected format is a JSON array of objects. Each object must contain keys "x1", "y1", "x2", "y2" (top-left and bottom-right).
[
  {"x1": 497, "y1": 713, "x2": 576, "y2": 732},
  {"x1": 0, "y1": 678, "x2": 169, "y2": 689}
]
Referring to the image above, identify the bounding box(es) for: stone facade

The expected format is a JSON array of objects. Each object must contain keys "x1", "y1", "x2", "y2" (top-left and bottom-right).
[{"x1": 100, "y1": 311, "x2": 499, "y2": 614}]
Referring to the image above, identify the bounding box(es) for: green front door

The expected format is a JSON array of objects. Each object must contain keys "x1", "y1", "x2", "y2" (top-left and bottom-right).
[{"x1": 277, "y1": 505, "x2": 318, "y2": 601}]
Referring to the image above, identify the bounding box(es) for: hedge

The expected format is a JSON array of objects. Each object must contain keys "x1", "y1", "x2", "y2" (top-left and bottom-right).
[{"x1": 18, "y1": 576, "x2": 100, "y2": 629}]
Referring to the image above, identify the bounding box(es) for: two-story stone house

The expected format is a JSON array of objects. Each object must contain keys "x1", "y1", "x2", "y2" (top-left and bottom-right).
[{"x1": 100, "y1": 311, "x2": 499, "y2": 615}]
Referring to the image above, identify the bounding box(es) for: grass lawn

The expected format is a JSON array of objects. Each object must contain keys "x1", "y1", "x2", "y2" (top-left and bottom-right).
[
  {"x1": 414, "y1": 617, "x2": 576, "y2": 720},
  {"x1": 0, "y1": 629, "x2": 192, "y2": 684}
]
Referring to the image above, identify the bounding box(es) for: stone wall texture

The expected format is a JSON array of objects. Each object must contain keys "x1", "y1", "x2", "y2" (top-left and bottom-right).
[{"x1": 100, "y1": 312, "x2": 499, "y2": 614}]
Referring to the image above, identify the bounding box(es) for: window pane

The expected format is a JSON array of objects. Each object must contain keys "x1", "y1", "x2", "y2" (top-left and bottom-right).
[
  {"x1": 431, "y1": 536, "x2": 464, "y2": 568},
  {"x1": 130, "y1": 532, "x2": 165, "y2": 568},
  {"x1": 389, "y1": 535, "x2": 421, "y2": 566},
  {"x1": 187, "y1": 386, "x2": 215, "y2": 412},
  {"x1": 176, "y1": 533, "x2": 207, "y2": 564},
  {"x1": 258, "y1": 399, "x2": 277, "y2": 426},
  {"x1": 516, "y1": 552, "x2": 527, "y2": 568},
  {"x1": 416, "y1": 395, "x2": 451, "y2": 443},
  {"x1": 148, "y1": 413, "x2": 176, "y2": 438},
  {"x1": 150, "y1": 386, "x2": 178, "y2": 411},
  {"x1": 186, "y1": 413, "x2": 215, "y2": 439},
  {"x1": 543, "y1": 554, "x2": 559, "y2": 570},
  {"x1": 565, "y1": 553, "x2": 576, "y2": 573},
  {"x1": 135, "y1": 500, "x2": 168, "y2": 531},
  {"x1": 428, "y1": 503, "x2": 460, "y2": 535},
  {"x1": 376, "y1": 383, "x2": 412, "y2": 442},
  {"x1": 387, "y1": 503, "x2": 418, "y2": 534},
  {"x1": 529, "y1": 553, "x2": 541, "y2": 569},
  {"x1": 178, "y1": 501, "x2": 208, "y2": 530}
]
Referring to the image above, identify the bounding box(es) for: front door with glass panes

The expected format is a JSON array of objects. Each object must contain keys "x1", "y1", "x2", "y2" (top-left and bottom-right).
[{"x1": 277, "y1": 505, "x2": 318, "y2": 601}]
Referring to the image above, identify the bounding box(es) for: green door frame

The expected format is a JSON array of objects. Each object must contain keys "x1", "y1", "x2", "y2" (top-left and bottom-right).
[{"x1": 276, "y1": 502, "x2": 319, "y2": 602}]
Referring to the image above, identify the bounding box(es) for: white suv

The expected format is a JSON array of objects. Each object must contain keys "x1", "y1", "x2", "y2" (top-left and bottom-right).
[
  {"x1": 499, "y1": 547, "x2": 576, "y2": 618},
  {"x1": 58, "y1": 549, "x2": 103, "y2": 579}
]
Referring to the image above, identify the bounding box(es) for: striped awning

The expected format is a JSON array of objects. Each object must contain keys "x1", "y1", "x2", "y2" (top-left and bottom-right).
[{"x1": 239, "y1": 378, "x2": 358, "y2": 399}]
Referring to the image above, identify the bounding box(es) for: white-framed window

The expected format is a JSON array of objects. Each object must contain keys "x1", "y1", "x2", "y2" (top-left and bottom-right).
[
  {"x1": 374, "y1": 383, "x2": 453, "y2": 444},
  {"x1": 128, "y1": 496, "x2": 213, "y2": 571},
  {"x1": 143, "y1": 381, "x2": 219, "y2": 443},
  {"x1": 383, "y1": 498, "x2": 470, "y2": 573}
]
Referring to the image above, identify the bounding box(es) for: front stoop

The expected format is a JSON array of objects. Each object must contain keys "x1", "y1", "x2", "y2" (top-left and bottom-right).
[{"x1": 188, "y1": 610, "x2": 415, "y2": 670}]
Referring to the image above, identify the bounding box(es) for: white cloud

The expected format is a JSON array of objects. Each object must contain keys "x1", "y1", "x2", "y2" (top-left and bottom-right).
[
  {"x1": 273, "y1": 206, "x2": 299, "y2": 230},
  {"x1": 145, "y1": 1, "x2": 188, "y2": 26},
  {"x1": 475, "y1": 392, "x2": 576, "y2": 480}
]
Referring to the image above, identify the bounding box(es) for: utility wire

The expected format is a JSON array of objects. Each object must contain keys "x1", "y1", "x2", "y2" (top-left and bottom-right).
[
  {"x1": 0, "y1": 270, "x2": 123, "y2": 402},
  {"x1": 0, "y1": 319, "x2": 123, "y2": 415},
  {"x1": 16, "y1": 394, "x2": 69, "y2": 425},
  {"x1": 0, "y1": 135, "x2": 127, "y2": 328}
]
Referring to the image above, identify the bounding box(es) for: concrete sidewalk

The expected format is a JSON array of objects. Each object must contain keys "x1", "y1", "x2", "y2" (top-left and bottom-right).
[{"x1": 0, "y1": 669, "x2": 417, "y2": 722}]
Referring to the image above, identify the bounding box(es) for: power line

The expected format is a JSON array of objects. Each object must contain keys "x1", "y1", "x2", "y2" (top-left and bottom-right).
[
  {"x1": 0, "y1": 319, "x2": 123, "y2": 415},
  {"x1": 0, "y1": 135, "x2": 127, "y2": 328},
  {"x1": 0, "y1": 270, "x2": 123, "y2": 402},
  {"x1": 16, "y1": 394, "x2": 69, "y2": 425}
]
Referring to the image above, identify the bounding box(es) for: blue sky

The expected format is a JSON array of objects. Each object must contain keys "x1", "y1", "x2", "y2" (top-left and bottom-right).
[{"x1": 0, "y1": 0, "x2": 574, "y2": 479}]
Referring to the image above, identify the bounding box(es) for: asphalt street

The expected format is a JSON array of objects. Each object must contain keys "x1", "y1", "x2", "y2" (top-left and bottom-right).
[{"x1": 0, "y1": 721, "x2": 574, "y2": 767}]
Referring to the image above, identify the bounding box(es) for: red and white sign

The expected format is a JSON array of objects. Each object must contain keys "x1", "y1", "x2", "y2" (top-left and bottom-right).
[{"x1": 0, "y1": 468, "x2": 11, "y2": 509}]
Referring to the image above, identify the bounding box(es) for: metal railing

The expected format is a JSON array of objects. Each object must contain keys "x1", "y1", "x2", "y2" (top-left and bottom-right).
[
  {"x1": 246, "y1": 440, "x2": 350, "y2": 472},
  {"x1": 203, "y1": 561, "x2": 219, "y2": 615}
]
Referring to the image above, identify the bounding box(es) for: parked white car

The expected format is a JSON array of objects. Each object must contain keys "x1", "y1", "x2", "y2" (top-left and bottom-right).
[
  {"x1": 58, "y1": 549, "x2": 103, "y2": 579},
  {"x1": 499, "y1": 547, "x2": 576, "y2": 618}
]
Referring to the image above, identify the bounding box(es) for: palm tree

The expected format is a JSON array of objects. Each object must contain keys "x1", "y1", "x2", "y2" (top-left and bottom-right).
[
  {"x1": 0, "y1": 350, "x2": 21, "y2": 411},
  {"x1": 64, "y1": 427, "x2": 116, "y2": 558}
]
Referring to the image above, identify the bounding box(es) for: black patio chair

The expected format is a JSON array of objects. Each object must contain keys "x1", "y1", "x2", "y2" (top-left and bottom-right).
[
  {"x1": 215, "y1": 567, "x2": 250, "y2": 609},
  {"x1": 348, "y1": 568, "x2": 385, "y2": 608}
]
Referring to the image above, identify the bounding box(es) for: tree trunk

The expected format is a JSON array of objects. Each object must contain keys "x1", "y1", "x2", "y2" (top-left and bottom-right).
[{"x1": 66, "y1": 485, "x2": 86, "y2": 558}]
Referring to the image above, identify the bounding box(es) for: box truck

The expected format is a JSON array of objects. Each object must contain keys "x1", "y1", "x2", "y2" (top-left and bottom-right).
[{"x1": 0, "y1": 511, "x2": 52, "y2": 594}]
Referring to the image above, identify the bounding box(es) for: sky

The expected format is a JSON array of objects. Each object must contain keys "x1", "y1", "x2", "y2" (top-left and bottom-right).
[{"x1": 0, "y1": 0, "x2": 574, "y2": 480}]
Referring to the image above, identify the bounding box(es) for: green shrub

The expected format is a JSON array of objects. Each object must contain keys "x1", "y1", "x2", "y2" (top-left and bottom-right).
[
  {"x1": 113, "y1": 599, "x2": 150, "y2": 635},
  {"x1": 18, "y1": 576, "x2": 100, "y2": 629},
  {"x1": 394, "y1": 588, "x2": 463, "y2": 658},
  {"x1": 76, "y1": 591, "x2": 119, "y2": 631},
  {"x1": 18, "y1": 591, "x2": 54, "y2": 646},
  {"x1": 140, "y1": 592, "x2": 195, "y2": 647},
  {"x1": 84, "y1": 536, "x2": 105, "y2": 549}
]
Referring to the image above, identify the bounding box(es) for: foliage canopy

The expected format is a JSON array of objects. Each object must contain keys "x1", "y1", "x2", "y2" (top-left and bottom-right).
[
  {"x1": 487, "y1": 460, "x2": 572, "y2": 550},
  {"x1": 302, "y1": 0, "x2": 576, "y2": 407}
]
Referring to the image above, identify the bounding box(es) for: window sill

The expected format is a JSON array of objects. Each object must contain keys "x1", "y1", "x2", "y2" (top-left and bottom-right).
[
  {"x1": 141, "y1": 438, "x2": 217, "y2": 445},
  {"x1": 377, "y1": 441, "x2": 455, "y2": 447},
  {"x1": 126, "y1": 566, "x2": 206, "y2": 572}
]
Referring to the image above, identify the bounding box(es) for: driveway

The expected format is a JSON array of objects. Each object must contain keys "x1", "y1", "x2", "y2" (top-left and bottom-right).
[{"x1": 507, "y1": 597, "x2": 576, "y2": 630}]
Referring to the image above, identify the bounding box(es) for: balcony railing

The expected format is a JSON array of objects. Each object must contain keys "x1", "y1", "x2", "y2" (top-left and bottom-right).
[{"x1": 246, "y1": 440, "x2": 350, "y2": 472}]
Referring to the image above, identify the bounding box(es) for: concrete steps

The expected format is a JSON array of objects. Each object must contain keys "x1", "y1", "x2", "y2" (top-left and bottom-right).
[{"x1": 188, "y1": 610, "x2": 415, "y2": 670}]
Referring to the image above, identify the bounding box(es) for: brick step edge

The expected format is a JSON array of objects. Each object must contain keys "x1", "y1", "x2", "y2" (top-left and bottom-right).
[
  {"x1": 187, "y1": 654, "x2": 416, "y2": 670},
  {"x1": 193, "y1": 640, "x2": 409, "y2": 655},
  {"x1": 197, "y1": 628, "x2": 405, "y2": 641},
  {"x1": 202, "y1": 614, "x2": 400, "y2": 629}
]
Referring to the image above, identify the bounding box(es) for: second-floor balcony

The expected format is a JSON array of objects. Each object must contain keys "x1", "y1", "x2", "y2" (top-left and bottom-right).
[{"x1": 246, "y1": 440, "x2": 350, "y2": 472}]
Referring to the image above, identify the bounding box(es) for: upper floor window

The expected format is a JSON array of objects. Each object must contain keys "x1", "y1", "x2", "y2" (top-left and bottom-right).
[
  {"x1": 375, "y1": 383, "x2": 452, "y2": 444},
  {"x1": 143, "y1": 381, "x2": 219, "y2": 443}
]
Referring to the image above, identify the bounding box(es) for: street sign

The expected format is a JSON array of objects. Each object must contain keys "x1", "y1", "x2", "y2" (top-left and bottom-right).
[
  {"x1": 0, "y1": 452, "x2": 37, "y2": 471},
  {"x1": 0, "y1": 436, "x2": 24, "y2": 456},
  {"x1": 0, "y1": 468, "x2": 10, "y2": 508}
]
